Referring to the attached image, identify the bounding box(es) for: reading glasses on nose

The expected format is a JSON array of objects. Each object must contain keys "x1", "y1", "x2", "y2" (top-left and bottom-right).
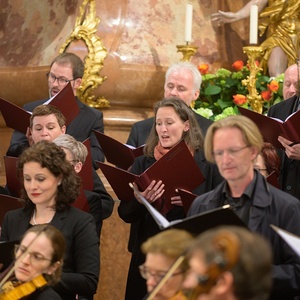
[
  {"x1": 46, "y1": 72, "x2": 76, "y2": 87},
  {"x1": 212, "y1": 145, "x2": 249, "y2": 159},
  {"x1": 139, "y1": 264, "x2": 183, "y2": 282},
  {"x1": 14, "y1": 244, "x2": 52, "y2": 265}
]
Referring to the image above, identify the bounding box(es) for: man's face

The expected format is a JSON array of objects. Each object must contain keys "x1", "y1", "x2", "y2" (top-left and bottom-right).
[
  {"x1": 212, "y1": 127, "x2": 257, "y2": 185},
  {"x1": 283, "y1": 65, "x2": 298, "y2": 100},
  {"x1": 47, "y1": 62, "x2": 81, "y2": 97},
  {"x1": 164, "y1": 70, "x2": 199, "y2": 106}
]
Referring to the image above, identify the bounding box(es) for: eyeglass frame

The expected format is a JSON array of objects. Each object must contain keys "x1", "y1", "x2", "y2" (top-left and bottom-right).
[
  {"x1": 212, "y1": 145, "x2": 250, "y2": 160},
  {"x1": 46, "y1": 72, "x2": 77, "y2": 87},
  {"x1": 139, "y1": 264, "x2": 184, "y2": 282},
  {"x1": 14, "y1": 244, "x2": 53, "y2": 265}
]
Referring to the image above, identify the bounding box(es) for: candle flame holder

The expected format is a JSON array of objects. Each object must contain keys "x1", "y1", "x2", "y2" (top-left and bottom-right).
[
  {"x1": 176, "y1": 43, "x2": 198, "y2": 62},
  {"x1": 242, "y1": 46, "x2": 265, "y2": 114}
]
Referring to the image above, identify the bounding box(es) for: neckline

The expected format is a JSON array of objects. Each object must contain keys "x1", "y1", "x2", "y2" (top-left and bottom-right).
[{"x1": 32, "y1": 209, "x2": 54, "y2": 225}]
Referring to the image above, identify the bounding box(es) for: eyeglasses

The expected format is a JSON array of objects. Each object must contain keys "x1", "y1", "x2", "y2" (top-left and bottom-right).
[
  {"x1": 46, "y1": 72, "x2": 76, "y2": 87},
  {"x1": 212, "y1": 145, "x2": 249, "y2": 159},
  {"x1": 254, "y1": 167, "x2": 267, "y2": 172},
  {"x1": 14, "y1": 244, "x2": 52, "y2": 266},
  {"x1": 139, "y1": 264, "x2": 183, "y2": 282}
]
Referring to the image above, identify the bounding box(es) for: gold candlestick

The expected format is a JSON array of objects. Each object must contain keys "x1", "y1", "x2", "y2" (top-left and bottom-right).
[
  {"x1": 176, "y1": 43, "x2": 198, "y2": 61},
  {"x1": 242, "y1": 46, "x2": 265, "y2": 114}
]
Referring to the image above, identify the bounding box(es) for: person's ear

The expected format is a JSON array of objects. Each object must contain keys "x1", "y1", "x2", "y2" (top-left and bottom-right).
[
  {"x1": 250, "y1": 146, "x2": 259, "y2": 161},
  {"x1": 212, "y1": 271, "x2": 234, "y2": 297},
  {"x1": 184, "y1": 121, "x2": 190, "y2": 132},
  {"x1": 74, "y1": 161, "x2": 83, "y2": 173},
  {"x1": 192, "y1": 89, "x2": 200, "y2": 101},
  {"x1": 74, "y1": 78, "x2": 82, "y2": 89},
  {"x1": 61, "y1": 125, "x2": 66, "y2": 134},
  {"x1": 47, "y1": 261, "x2": 61, "y2": 275}
]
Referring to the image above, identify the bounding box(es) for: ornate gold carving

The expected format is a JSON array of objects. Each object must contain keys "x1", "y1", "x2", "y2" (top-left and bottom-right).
[
  {"x1": 242, "y1": 46, "x2": 265, "y2": 114},
  {"x1": 59, "y1": 0, "x2": 109, "y2": 108},
  {"x1": 176, "y1": 43, "x2": 198, "y2": 62}
]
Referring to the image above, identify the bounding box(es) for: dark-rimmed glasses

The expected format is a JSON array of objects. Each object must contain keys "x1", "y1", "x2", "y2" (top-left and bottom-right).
[{"x1": 46, "y1": 72, "x2": 76, "y2": 87}]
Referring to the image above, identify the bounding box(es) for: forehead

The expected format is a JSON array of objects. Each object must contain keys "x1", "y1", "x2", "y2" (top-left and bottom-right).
[
  {"x1": 32, "y1": 114, "x2": 60, "y2": 126},
  {"x1": 167, "y1": 70, "x2": 193, "y2": 84},
  {"x1": 21, "y1": 232, "x2": 53, "y2": 256},
  {"x1": 50, "y1": 62, "x2": 73, "y2": 77},
  {"x1": 156, "y1": 106, "x2": 178, "y2": 119},
  {"x1": 285, "y1": 66, "x2": 298, "y2": 80},
  {"x1": 213, "y1": 127, "x2": 244, "y2": 145},
  {"x1": 23, "y1": 161, "x2": 53, "y2": 175},
  {"x1": 145, "y1": 252, "x2": 174, "y2": 270}
]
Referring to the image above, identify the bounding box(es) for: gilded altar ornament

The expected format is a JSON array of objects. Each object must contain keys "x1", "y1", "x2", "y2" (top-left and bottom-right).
[
  {"x1": 242, "y1": 46, "x2": 265, "y2": 114},
  {"x1": 59, "y1": 0, "x2": 109, "y2": 108},
  {"x1": 176, "y1": 43, "x2": 198, "y2": 62}
]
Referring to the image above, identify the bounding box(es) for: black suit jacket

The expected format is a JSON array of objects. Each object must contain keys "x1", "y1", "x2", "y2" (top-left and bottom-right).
[
  {"x1": 268, "y1": 95, "x2": 300, "y2": 200},
  {"x1": 126, "y1": 112, "x2": 213, "y2": 147},
  {"x1": 6, "y1": 97, "x2": 105, "y2": 167},
  {"x1": 1, "y1": 206, "x2": 100, "y2": 300}
]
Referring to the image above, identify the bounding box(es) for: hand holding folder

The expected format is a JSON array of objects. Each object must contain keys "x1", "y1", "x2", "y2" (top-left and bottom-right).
[
  {"x1": 130, "y1": 183, "x2": 247, "y2": 236},
  {"x1": 93, "y1": 130, "x2": 144, "y2": 170},
  {"x1": 238, "y1": 106, "x2": 300, "y2": 149},
  {"x1": 96, "y1": 140, "x2": 205, "y2": 214}
]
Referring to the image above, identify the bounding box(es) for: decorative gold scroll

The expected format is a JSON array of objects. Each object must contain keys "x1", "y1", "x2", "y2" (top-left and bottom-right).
[{"x1": 59, "y1": 0, "x2": 109, "y2": 108}]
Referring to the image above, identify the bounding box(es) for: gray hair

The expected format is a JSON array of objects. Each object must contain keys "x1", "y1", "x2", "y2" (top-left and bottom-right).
[
  {"x1": 165, "y1": 62, "x2": 202, "y2": 92},
  {"x1": 53, "y1": 134, "x2": 88, "y2": 164}
]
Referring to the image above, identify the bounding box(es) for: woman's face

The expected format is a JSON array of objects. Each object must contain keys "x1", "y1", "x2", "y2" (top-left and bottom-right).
[
  {"x1": 144, "y1": 253, "x2": 185, "y2": 300},
  {"x1": 156, "y1": 107, "x2": 189, "y2": 148},
  {"x1": 23, "y1": 161, "x2": 61, "y2": 207},
  {"x1": 14, "y1": 232, "x2": 57, "y2": 282}
]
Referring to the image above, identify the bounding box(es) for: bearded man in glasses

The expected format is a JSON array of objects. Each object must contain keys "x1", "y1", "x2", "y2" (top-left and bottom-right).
[
  {"x1": 188, "y1": 115, "x2": 300, "y2": 300},
  {"x1": 6, "y1": 52, "x2": 105, "y2": 168}
]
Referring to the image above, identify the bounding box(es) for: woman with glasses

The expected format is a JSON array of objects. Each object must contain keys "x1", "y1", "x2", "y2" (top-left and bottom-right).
[
  {"x1": 0, "y1": 141, "x2": 100, "y2": 300},
  {"x1": 140, "y1": 229, "x2": 194, "y2": 300},
  {"x1": 1, "y1": 224, "x2": 65, "y2": 299},
  {"x1": 118, "y1": 98, "x2": 223, "y2": 300}
]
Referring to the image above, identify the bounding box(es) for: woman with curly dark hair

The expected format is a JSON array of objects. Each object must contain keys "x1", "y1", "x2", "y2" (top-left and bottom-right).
[{"x1": 0, "y1": 141, "x2": 100, "y2": 300}]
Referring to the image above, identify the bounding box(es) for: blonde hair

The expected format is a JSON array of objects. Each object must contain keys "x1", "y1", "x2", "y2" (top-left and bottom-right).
[{"x1": 204, "y1": 115, "x2": 263, "y2": 162}]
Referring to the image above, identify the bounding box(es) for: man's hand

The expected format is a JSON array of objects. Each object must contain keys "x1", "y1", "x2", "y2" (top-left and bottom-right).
[{"x1": 278, "y1": 136, "x2": 300, "y2": 159}]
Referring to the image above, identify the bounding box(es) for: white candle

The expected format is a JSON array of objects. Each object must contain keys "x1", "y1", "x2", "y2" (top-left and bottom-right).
[
  {"x1": 185, "y1": 3, "x2": 193, "y2": 43},
  {"x1": 249, "y1": 5, "x2": 258, "y2": 44}
]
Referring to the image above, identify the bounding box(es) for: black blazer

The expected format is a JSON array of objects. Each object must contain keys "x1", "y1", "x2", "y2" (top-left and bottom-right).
[
  {"x1": 126, "y1": 112, "x2": 213, "y2": 147},
  {"x1": 6, "y1": 97, "x2": 105, "y2": 167},
  {"x1": 1, "y1": 206, "x2": 100, "y2": 300},
  {"x1": 268, "y1": 95, "x2": 300, "y2": 199}
]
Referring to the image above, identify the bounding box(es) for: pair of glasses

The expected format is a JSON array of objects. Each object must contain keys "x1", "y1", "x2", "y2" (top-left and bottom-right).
[
  {"x1": 212, "y1": 145, "x2": 249, "y2": 159},
  {"x1": 254, "y1": 167, "x2": 267, "y2": 172},
  {"x1": 139, "y1": 264, "x2": 183, "y2": 282},
  {"x1": 14, "y1": 244, "x2": 52, "y2": 266},
  {"x1": 46, "y1": 72, "x2": 76, "y2": 87}
]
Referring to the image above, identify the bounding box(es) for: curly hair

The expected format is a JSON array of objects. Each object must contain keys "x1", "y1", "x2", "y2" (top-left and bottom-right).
[
  {"x1": 17, "y1": 141, "x2": 81, "y2": 211},
  {"x1": 260, "y1": 142, "x2": 280, "y2": 176}
]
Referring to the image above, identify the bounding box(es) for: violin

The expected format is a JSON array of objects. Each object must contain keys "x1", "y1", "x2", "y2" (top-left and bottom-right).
[
  {"x1": 0, "y1": 274, "x2": 47, "y2": 300},
  {"x1": 146, "y1": 230, "x2": 240, "y2": 300},
  {"x1": 183, "y1": 230, "x2": 240, "y2": 300},
  {"x1": 0, "y1": 226, "x2": 50, "y2": 300}
]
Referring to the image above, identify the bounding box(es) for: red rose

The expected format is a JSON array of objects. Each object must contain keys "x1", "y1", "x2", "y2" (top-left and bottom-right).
[
  {"x1": 267, "y1": 80, "x2": 279, "y2": 93},
  {"x1": 261, "y1": 90, "x2": 272, "y2": 101},
  {"x1": 232, "y1": 60, "x2": 244, "y2": 71},
  {"x1": 198, "y1": 63, "x2": 209, "y2": 75},
  {"x1": 233, "y1": 94, "x2": 247, "y2": 105}
]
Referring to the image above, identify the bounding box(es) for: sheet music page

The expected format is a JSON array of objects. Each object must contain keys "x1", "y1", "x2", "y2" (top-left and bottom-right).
[{"x1": 271, "y1": 225, "x2": 300, "y2": 257}]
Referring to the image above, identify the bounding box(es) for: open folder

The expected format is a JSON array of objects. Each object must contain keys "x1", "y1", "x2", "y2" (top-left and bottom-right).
[
  {"x1": 271, "y1": 225, "x2": 300, "y2": 257},
  {"x1": 93, "y1": 130, "x2": 144, "y2": 170},
  {"x1": 96, "y1": 140, "x2": 205, "y2": 214},
  {"x1": 130, "y1": 183, "x2": 247, "y2": 236},
  {"x1": 238, "y1": 106, "x2": 300, "y2": 149},
  {"x1": 0, "y1": 82, "x2": 79, "y2": 134}
]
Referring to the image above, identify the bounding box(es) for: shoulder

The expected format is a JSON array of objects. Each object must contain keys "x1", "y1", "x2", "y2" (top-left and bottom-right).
[
  {"x1": 132, "y1": 117, "x2": 154, "y2": 129},
  {"x1": 23, "y1": 99, "x2": 47, "y2": 111},
  {"x1": 76, "y1": 98, "x2": 103, "y2": 118},
  {"x1": 269, "y1": 95, "x2": 297, "y2": 113},
  {"x1": 59, "y1": 206, "x2": 94, "y2": 223}
]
